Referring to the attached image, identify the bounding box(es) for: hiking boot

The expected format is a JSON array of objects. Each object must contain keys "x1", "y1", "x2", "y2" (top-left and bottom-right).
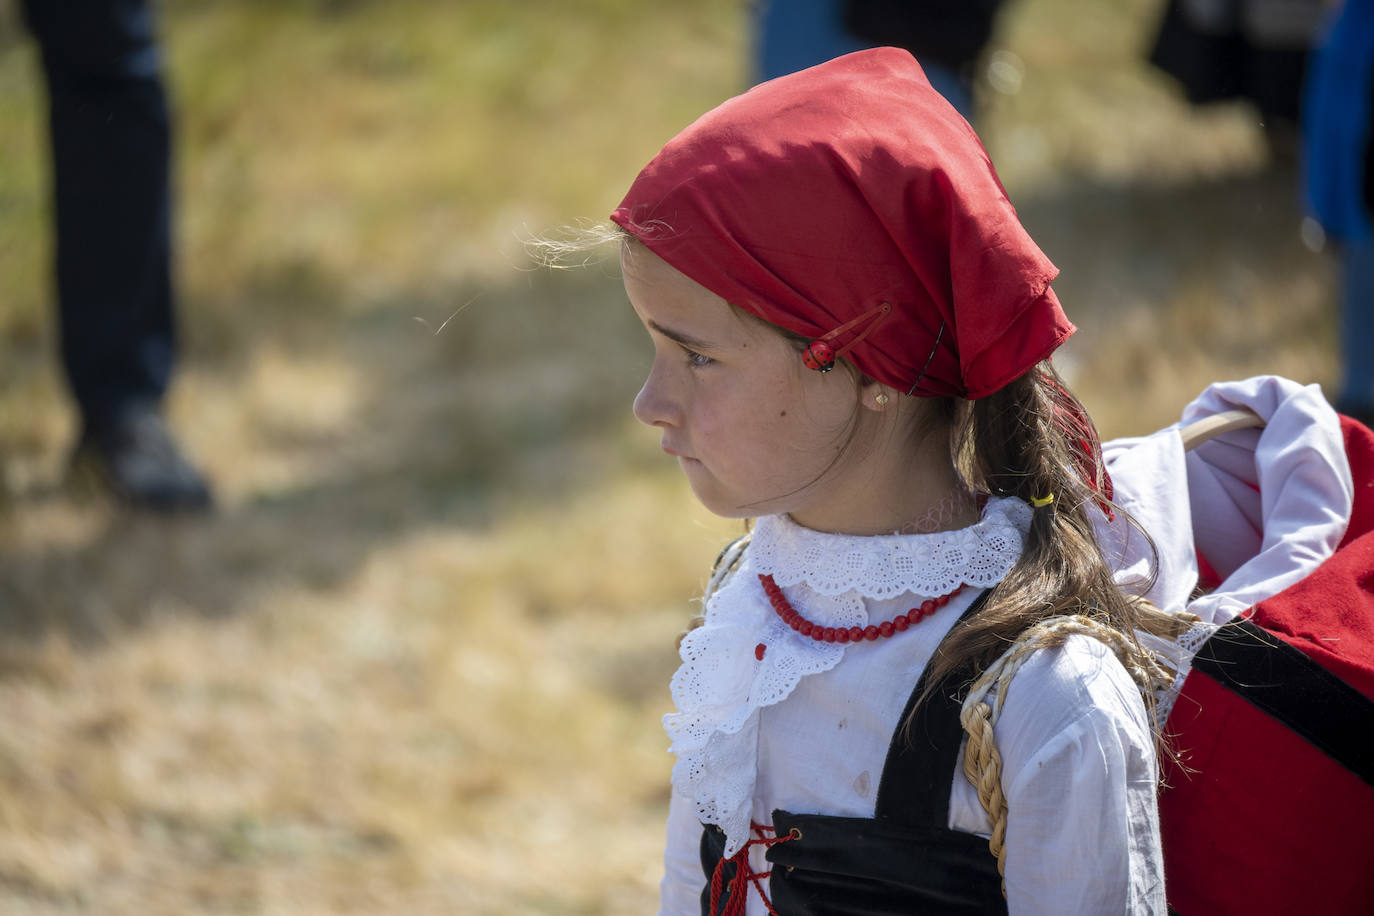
[{"x1": 70, "y1": 406, "x2": 213, "y2": 512}]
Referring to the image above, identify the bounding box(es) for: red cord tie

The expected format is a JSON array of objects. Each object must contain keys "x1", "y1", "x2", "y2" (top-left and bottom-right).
[{"x1": 708, "y1": 822, "x2": 800, "y2": 916}]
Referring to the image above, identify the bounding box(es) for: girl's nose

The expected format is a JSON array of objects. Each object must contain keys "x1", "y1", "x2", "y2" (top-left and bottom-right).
[{"x1": 632, "y1": 364, "x2": 680, "y2": 428}]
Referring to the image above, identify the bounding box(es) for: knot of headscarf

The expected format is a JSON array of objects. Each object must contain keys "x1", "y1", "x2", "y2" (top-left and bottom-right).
[{"x1": 610, "y1": 47, "x2": 1074, "y2": 399}]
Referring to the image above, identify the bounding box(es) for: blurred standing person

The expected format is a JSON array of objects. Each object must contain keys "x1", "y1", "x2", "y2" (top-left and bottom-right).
[
  {"x1": 754, "y1": 0, "x2": 868, "y2": 84},
  {"x1": 752, "y1": 0, "x2": 1005, "y2": 120},
  {"x1": 1149, "y1": 0, "x2": 1329, "y2": 158},
  {"x1": 20, "y1": 0, "x2": 211, "y2": 511},
  {"x1": 1304, "y1": 0, "x2": 1374, "y2": 425},
  {"x1": 842, "y1": 0, "x2": 1004, "y2": 120}
]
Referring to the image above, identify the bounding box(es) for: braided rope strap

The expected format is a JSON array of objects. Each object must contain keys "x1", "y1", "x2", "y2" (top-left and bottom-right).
[{"x1": 958, "y1": 614, "x2": 1175, "y2": 893}]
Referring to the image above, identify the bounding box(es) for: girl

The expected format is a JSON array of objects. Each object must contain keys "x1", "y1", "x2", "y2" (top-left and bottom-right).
[{"x1": 606, "y1": 48, "x2": 1168, "y2": 914}]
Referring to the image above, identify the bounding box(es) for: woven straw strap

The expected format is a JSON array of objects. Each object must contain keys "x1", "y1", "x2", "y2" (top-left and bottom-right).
[{"x1": 958, "y1": 615, "x2": 1174, "y2": 893}]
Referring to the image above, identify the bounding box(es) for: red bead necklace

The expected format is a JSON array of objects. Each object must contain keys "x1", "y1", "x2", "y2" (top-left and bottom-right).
[{"x1": 755, "y1": 573, "x2": 964, "y2": 659}]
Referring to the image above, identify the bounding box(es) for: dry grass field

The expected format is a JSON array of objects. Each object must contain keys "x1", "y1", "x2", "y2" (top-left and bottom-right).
[{"x1": 0, "y1": 0, "x2": 1337, "y2": 913}]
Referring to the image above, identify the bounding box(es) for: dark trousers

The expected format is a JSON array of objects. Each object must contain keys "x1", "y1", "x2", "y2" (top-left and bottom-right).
[{"x1": 21, "y1": 0, "x2": 175, "y2": 426}]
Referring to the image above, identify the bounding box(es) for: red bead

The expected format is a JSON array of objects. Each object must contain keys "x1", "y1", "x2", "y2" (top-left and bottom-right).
[
  {"x1": 802, "y1": 339, "x2": 835, "y2": 371},
  {"x1": 879, "y1": 621, "x2": 894, "y2": 638},
  {"x1": 863, "y1": 626, "x2": 880, "y2": 641},
  {"x1": 893, "y1": 615, "x2": 910, "y2": 631},
  {"x1": 835, "y1": 628, "x2": 850, "y2": 643},
  {"x1": 799, "y1": 621, "x2": 814, "y2": 637},
  {"x1": 936, "y1": 593, "x2": 951, "y2": 606},
  {"x1": 848, "y1": 627, "x2": 865, "y2": 642},
  {"x1": 920, "y1": 599, "x2": 936, "y2": 616},
  {"x1": 822, "y1": 627, "x2": 836, "y2": 642},
  {"x1": 755, "y1": 643, "x2": 766, "y2": 660}
]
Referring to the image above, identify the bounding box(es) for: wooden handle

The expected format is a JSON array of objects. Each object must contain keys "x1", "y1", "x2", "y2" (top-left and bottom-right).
[{"x1": 1179, "y1": 408, "x2": 1265, "y2": 452}]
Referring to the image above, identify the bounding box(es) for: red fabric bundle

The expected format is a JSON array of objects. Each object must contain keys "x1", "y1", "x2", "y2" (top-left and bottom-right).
[
  {"x1": 1160, "y1": 415, "x2": 1374, "y2": 914},
  {"x1": 611, "y1": 47, "x2": 1074, "y2": 399}
]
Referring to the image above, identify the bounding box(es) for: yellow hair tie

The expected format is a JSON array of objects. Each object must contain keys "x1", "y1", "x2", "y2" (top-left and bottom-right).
[{"x1": 1030, "y1": 494, "x2": 1055, "y2": 508}]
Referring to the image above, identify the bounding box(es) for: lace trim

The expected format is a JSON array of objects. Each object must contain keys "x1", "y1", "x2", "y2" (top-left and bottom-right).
[
  {"x1": 1139, "y1": 618, "x2": 1220, "y2": 728},
  {"x1": 664, "y1": 496, "x2": 1031, "y2": 857},
  {"x1": 665, "y1": 578, "x2": 855, "y2": 856},
  {"x1": 749, "y1": 496, "x2": 1032, "y2": 599}
]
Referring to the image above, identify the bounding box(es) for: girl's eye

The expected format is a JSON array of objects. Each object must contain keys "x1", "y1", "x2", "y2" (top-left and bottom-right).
[{"x1": 683, "y1": 347, "x2": 715, "y2": 368}]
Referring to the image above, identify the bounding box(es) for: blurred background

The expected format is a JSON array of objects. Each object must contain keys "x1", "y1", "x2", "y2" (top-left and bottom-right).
[{"x1": 0, "y1": 0, "x2": 1338, "y2": 912}]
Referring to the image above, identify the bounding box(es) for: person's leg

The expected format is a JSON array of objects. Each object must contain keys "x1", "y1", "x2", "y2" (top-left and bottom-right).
[
  {"x1": 23, "y1": 0, "x2": 209, "y2": 509},
  {"x1": 754, "y1": 0, "x2": 868, "y2": 83},
  {"x1": 753, "y1": 0, "x2": 976, "y2": 117},
  {"x1": 25, "y1": 0, "x2": 174, "y2": 418}
]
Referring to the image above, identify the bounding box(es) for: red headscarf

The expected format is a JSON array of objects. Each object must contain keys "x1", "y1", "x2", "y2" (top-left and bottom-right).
[{"x1": 611, "y1": 47, "x2": 1074, "y2": 399}]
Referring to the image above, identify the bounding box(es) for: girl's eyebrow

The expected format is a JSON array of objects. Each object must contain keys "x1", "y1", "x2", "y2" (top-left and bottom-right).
[{"x1": 647, "y1": 319, "x2": 718, "y2": 352}]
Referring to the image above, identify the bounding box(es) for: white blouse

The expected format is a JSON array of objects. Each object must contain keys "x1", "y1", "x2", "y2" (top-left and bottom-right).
[{"x1": 659, "y1": 497, "x2": 1164, "y2": 916}]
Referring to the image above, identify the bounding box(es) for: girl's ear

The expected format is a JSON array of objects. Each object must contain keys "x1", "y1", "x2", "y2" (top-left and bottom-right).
[{"x1": 859, "y1": 379, "x2": 895, "y2": 412}]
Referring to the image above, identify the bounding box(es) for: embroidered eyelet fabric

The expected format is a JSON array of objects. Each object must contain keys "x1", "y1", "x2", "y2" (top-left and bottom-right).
[
  {"x1": 665, "y1": 496, "x2": 1032, "y2": 857},
  {"x1": 1140, "y1": 618, "x2": 1220, "y2": 728},
  {"x1": 748, "y1": 496, "x2": 1033, "y2": 599}
]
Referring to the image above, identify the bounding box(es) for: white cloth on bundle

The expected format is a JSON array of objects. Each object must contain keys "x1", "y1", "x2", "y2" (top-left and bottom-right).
[
  {"x1": 659, "y1": 497, "x2": 1165, "y2": 916},
  {"x1": 1095, "y1": 375, "x2": 1354, "y2": 723}
]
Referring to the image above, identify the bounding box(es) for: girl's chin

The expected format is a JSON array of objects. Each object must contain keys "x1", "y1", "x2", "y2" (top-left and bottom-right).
[{"x1": 681, "y1": 477, "x2": 752, "y2": 521}]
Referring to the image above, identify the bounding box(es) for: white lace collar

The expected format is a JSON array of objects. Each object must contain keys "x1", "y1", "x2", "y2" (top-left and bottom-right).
[
  {"x1": 664, "y1": 496, "x2": 1031, "y2": 857},
  {"x1": 750, "y1": 496, "x2": 1033, "y2": 597}
]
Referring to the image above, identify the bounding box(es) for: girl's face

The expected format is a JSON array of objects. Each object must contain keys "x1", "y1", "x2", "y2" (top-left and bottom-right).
[{"x1": 623, "y1": 243, "x2": 920, "y2": 533}]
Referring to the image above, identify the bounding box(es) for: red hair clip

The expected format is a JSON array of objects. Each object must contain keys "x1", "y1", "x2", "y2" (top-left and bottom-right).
[{"x1": 801, "y1": 303, "x2": 892, "y2": 372}]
